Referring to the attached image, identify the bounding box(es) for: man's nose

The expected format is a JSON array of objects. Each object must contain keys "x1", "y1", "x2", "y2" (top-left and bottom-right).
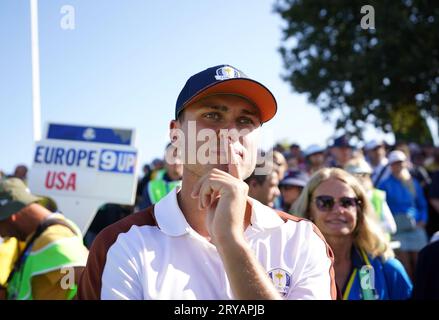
[{"x1": 216, "y1": 127, "x2": 240, "y2": 144}]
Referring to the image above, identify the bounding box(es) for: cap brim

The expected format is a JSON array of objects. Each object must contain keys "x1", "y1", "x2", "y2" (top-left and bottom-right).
[
  {"x1": 280, "y1": 178, "x2": 307, "y2": 187},
  {"x1": 305, "y1": 150, "x2": 325, "y2": 157},
  {"x1": 0, "y1": 193, "x2": 41, "y2": 221},
  {"x1": 182, "y1": 78, "x2": 277, "y2": 123},
  {"x1": 0, "y1": 201, "x2": 26, "y2": 220}
]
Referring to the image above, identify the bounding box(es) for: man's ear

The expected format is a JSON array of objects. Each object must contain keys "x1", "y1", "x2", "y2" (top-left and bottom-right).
[
  {"x1": 249, "y1": 179, "x2": 259, "y2": 189},
  {"x1": 169, "y1": 120, "x2": 180, "y2": 142},
  {"x1": 9, "y1": 213, "x2": 18, "y2": 222}
]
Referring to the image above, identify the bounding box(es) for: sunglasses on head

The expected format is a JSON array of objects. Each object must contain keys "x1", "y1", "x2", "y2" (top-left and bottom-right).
[{"x1": 313, "y1": 195, "x2": 360, "y2": 212}]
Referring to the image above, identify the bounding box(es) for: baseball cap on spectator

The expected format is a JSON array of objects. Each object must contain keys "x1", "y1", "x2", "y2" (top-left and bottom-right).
[
  {"x1": 304, "y1": 144, "x2": 325, "y2": 158},
  {"x1": 0, "y1": 178, "x2": 42, "y2": 220},
  {"x1": 344, "y1": 158, "x2": 373, "y2": 175},
  {"x1": 279, "y1": 170, "x2": 309, "y2": 188},
  {"x1": 332, "y1": 135, "x2": 354, "y2": 148},
  {"x1": 175, "y1": 64, "x2": 277, "y2": 123},
  {"x1": 388, "y1": 150, "x2": 407, "y2": 164},
  {"x1": 364, "y1": 139, "x2": 384, "y2": 151}
]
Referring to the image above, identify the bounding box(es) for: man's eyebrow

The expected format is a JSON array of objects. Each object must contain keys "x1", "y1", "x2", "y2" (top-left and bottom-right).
[
  {"x1": 200, "y1": 104, "x2": 260, "y2": 119},
  {"x1": 200, "y1": 105, "x2": 229, "y2": 112},
  {"x1": 242, "y1": 109, "x2": 259, "y2": 116}
]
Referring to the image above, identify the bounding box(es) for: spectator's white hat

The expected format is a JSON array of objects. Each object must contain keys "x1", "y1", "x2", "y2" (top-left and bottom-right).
[
  {"x1": 344, "y1": 159, "x2": 373, "y2": 175},
  {"x1": 364, "y1": 139, "x2": 384, "y2": 151},
  {"x1": 388, "y1": 150, "x2": 407, "y2": 164},
  {"x1": 304, "y1": 144, "x2": 325, "y2": 157}
]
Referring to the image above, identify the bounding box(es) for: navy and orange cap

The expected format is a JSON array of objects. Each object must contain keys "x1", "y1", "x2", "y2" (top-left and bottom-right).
[{"x1": 175, "y1": 64, "x2": 277, "y2": 123}]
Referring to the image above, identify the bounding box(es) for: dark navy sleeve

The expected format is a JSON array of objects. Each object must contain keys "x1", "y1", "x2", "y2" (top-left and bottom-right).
[
  {"x1": 138, "y1": 181, "x2": 152, "y2": 210},
  {"x1": 412, "y1": 241, "x2": 439, "y2": 299},
  {"x1": 382, "y1": 258, "x2": 413, "y2": 300},
  {"x1": 428, "y1": 171, "x2": 439, "y2": 199},
  {"x1": 414, "y1": 179, "x2": 428, "y2": 223}
]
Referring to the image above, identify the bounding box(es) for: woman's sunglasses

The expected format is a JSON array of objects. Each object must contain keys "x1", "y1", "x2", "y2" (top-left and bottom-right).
[{"x1": 313, "y1": 195, "x2": 360, "y2": 212}]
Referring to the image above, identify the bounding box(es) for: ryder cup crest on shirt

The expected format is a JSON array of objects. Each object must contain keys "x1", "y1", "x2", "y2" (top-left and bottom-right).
[
  {"x1": 268, "y1": 268, "x2": 292, "y2": 297},
  {"x1": 214, "y1": 66, "x2": 242, "y2": 80}
]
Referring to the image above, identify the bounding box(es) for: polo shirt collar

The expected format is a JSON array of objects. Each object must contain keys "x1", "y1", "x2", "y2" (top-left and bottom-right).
[
  {"x1": 248, "y1": 198, "x2": 285, "y2": 230},
  {"x1": 154, "y1": 188, "x2": 285, "y2": 237},
  {"x1": 154, "y1": 187, "x2": 191, "y2": 237}
]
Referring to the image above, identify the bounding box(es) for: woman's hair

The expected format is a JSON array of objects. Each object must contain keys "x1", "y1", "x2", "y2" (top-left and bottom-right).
[{"x1": 293, "y1": 167, "x2": 394, "y2": 260}]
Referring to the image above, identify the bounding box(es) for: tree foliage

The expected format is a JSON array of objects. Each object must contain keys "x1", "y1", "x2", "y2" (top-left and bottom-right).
[{"x1": 275, "y1": 0, "x2": 439, "y2": 144}]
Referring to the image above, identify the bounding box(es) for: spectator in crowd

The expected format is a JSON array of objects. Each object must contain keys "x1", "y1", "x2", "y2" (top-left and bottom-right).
[
  {"x1": 425, "y1": 147, "x2": 439, "y2": 172},
  {"x1": 149, "y1": 158, "x2": 165, "y2": 180},
  {"x1": 11, "y1": 165, "x2": 28, "y2": 183},
  {"x1": 266, "y1": 150, "x2": 288, "y2": 180},
  {"x1": 412, "y1": 240, "x2": 439, "y2": 299},
  {"x1": 364, "y1": 140, "x2": 390, "y2": 187},
  {"x1": 286, "y1": 155, "x2": 300, "y2": 170},
  {"x1": 278, "y1": 170, "x2": 308, "y2": 213},
  {"x1": 138, "y1": 143, "x2": 183, "y2": 209},
  {"x1": 263, "y1": 150, "x2": 288, "y2": 210},
  {"x1": 410, "y1": 150, "x2": 431, "y2": 189},
  {"x1": 245, "y1": 161, "x2": 280, "y2": 208},
  {"x1": 0, "y1": 178, "x2": 88, "y2": 300},
  {"x1": 329, "y1": 135, "x2": 354, "y2": 169},
  {"x1": 294, "y1": 168, "x2": 412, "y2": 300},
  {"x1": 304, "y1": 144, "x2": 326, "y2": 175},
  {"x1": 344, "y1": 157, "x2": 397, "y2": 239},
  {"x1": 135, "y1": 163, "x2": 152, "y2": 208},
  {"x1": 288, "y1": 143, "x2": 306, "y2": 171},
  {"x1": 377, "y1": 150, "x2": 428, "y2": 280}
]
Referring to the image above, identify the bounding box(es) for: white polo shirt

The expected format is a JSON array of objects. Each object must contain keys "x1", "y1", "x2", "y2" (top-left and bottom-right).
[{"x1": 77, "y1": 188, "x2": 336, "y2": 300}]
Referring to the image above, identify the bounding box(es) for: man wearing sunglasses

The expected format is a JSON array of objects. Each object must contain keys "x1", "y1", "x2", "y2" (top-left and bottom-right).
[{"x1": 76, "y1": 65, "x2": 337, "y2": 300}]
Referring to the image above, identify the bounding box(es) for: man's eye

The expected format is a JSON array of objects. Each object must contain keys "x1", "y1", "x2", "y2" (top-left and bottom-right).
[
  {"x1": 238, "y1": 117, "x2": 255, "y2": 125},
  {"x1": 204, "y1": 112, "x2": 221, "y2": 120}
]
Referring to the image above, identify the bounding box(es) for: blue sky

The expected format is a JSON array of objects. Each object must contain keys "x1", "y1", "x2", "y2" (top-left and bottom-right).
[{"x1": 0, "y1": 0, "x2": 407, "y2": 175}]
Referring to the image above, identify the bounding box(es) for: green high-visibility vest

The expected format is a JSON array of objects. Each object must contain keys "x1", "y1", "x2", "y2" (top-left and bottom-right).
[
  {"x1": 7, "y1": 219, "x2": 88, "y2": 300},
  {"x1": 147, "y1": 172, "x2": 181, "y2": 204},
  {"x1": 371, "y1": 189, "x2": 386, "y2": 221}
]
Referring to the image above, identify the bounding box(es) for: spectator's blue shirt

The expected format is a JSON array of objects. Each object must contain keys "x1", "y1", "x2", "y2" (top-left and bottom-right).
[
  {"x1": 343, "y1": 247, "x2": 412, "y2": 300},
  {"x1": 377, "y1": 175, "x2": 428, "y2": 223}
]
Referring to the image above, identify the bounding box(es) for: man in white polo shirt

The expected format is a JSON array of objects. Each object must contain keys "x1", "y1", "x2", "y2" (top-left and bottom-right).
[{"x1": 77, "y1": 65, "x2": 337, "y2": 300}]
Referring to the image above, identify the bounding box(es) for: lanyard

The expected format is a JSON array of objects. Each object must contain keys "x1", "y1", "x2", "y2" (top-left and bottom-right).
[
  {"x1": 342, "y1": 249, "x2": 377, "y2": 300},
  {"x1": 342, "y1": 269, "x2": 357, "y2": 300}
]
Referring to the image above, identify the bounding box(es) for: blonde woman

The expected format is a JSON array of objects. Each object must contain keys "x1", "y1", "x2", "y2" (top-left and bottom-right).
[{"x1": 294, "y1": 168, "x2": 412, "y2": 300}]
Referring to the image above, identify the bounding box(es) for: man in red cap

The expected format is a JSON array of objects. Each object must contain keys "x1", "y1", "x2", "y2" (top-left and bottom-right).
[{"x1": 77, "y1": 65, "x2": 336, "y2": 300}]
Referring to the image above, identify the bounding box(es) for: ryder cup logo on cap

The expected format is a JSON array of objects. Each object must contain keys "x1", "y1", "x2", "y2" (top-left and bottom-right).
[{"x1": 214, "y1": 66, "x2": 241, "y2": 80}]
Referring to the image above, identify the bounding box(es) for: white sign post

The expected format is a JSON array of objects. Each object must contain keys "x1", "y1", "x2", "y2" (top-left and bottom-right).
[{"x1": 28, "y1": 123, "x2": 138, "y2": 234}]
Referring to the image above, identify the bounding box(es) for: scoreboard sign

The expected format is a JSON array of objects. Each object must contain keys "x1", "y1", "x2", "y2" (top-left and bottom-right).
[{"x1": 28, "y1": 123, "x2": 138, "y2": 233}]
